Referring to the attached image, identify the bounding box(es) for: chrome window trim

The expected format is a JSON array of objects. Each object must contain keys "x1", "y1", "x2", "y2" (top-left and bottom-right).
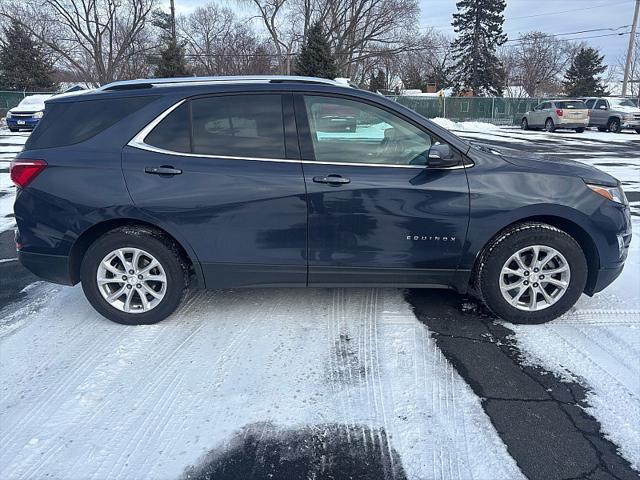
[{"x1": 127, "y1": 99, "x2": 473, "y2": 170}]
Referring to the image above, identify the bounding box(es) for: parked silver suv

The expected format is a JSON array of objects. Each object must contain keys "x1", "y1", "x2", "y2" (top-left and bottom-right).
[
  {"x1": 522, "y1": 100, "x2": 589, "y2": 133},
  {"x1": 582, "y1": 97, "x2": 640, "y2": 133}
]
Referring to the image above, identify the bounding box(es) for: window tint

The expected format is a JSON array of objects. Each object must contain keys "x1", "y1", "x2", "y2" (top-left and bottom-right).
[
  {"x1": 145, "y1": 102, "x2": 190, "y2": 153},
  {"x1": 584, "y1": 99, "x2": 595, "y2": 108},
  {"x1": 191, "y1": 95, "x2": 285, "y2": 158},
  {"x1": 595, "y1": 99, "x2": 607, "y2": 109},
  {"x1": 26, "y1": 96, "x2": 159, "y2": 150},
  {"x1": 303, "y1": 96, "x2": 434, "y2": 166}
]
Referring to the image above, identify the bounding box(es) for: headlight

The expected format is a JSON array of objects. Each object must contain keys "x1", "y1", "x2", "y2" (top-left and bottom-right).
[
  {"x1": 623, "y1": 114, "x2": 634, "y2": 121},
  {"x1": 6, "y1": 111, "x2": 12, "y2": 119},
  {"x1": 33, "y1": 111, "x2": 44, "y2": 119},
  {"x1": 586, "y1": 183, "x2": 627, "y2": 204}
]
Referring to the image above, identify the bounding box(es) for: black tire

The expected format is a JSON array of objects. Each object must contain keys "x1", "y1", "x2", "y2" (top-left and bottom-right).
[
  {"x1": 597, "y1": 127, "x2": 607, "y2": 132},
  {"x1": 476, "y1": 222, "x2": 587, "y2": 324},
  {"x1": 9, "y1": 128, "x2": 18, "y2": 132},
  {"x1": 575, "y1": 127, "x2": 585, "y2": 133},
  {"x1": 607, "y1": 118, "x2": 621, "y2": 133},
  {"x1": 521, "y1": 118, "x2": 529, "y2": 130},
  {"x1": 80, "y1": 227, "x2": 189, "y2": 325},
  {"x1": 544, "y1": 118, "x2": 555, "y2": 132},
  {"x1": 635, "y1": 128, "x2": 640, "y2": 134}
]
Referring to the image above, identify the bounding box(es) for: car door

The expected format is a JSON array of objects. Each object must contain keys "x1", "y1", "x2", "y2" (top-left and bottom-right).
[
  {"x1": 295, "y1": 94, "x2": 470, "y2": 287},
  {"x1": 593, "y1": 99, "x2": 608, "y2": 126},
  {"x1": 122, "y1": 92, "x2": 308, "y2": 288},
  {"x1": 530, "y1": 103, "x2": 544, "y2": 126}
]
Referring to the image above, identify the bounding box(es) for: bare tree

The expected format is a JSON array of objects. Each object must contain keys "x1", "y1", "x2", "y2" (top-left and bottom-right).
[
  {"x1": 1, "y1": 0, "x2": 157, "y2": 86},
  {"x1": 502, "y1": 32, "x2": 580, "y2": 97},
  {"x1": 179, "y1": 4, "x2": 277, "y2": 76},
  {"x1": 397, "y1": 31, "x2": 453, "y2": 90}
]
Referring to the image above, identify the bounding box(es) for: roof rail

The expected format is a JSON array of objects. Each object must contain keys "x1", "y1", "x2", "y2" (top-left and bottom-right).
[{"x1": 101, "y1": 75, "x2": 345, "y2": 91}]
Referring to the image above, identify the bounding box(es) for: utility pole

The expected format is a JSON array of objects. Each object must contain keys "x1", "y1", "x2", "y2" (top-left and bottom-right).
[
  {"x1": 170, "y1": 0, "x2": 176, "y2": 42},
  {"x1": 622, "y1": 0, "x2": 639, "y2": 97}
]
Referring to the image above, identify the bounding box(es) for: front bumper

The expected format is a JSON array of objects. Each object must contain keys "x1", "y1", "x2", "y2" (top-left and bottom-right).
[
  {"x1": 6, "y1": 117, "x2": 40, "y2": 129},
  {"x1": 622, "y1": 121, "x2": 640, "y2": 129}
]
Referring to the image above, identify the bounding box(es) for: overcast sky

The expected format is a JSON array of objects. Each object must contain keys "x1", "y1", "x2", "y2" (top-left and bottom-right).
[{"x1": 168, "y1": 0, "x2": 636, "y2": 72}]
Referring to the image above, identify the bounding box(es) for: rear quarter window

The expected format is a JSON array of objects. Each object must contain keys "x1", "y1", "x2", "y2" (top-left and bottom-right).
[
  {"x1": 144, "y1": 102, "x2": 191, "y2": 153},
  {"x1": 26, "y1": 95, "x2": 159, "y2": 150}
]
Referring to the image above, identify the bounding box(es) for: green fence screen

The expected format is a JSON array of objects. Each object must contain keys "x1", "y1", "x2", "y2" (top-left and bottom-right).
[{"x1": 388, "y1": 96, "x2": 556, "y2": 126}]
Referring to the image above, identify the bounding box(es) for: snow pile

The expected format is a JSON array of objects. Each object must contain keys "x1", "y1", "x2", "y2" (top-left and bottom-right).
[{"x1": 430, "y1": 117, "x2": 501, "y2": 132}]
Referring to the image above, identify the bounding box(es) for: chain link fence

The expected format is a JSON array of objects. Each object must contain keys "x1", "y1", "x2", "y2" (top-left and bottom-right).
[
  {"x1": 388, "y1": 96, "x2": 562, "y2": 126},
  {"x1": 390, "y1": 95, "x2": 640, "y2": 125}
]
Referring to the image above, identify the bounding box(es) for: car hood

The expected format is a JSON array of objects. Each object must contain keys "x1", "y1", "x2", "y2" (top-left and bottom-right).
[
  {"x1": 501, "y1": 151, "x2": 618, "y2": 186},
  {"x1": 613, "y1": 105, "x2": 640, "y2": 114}
]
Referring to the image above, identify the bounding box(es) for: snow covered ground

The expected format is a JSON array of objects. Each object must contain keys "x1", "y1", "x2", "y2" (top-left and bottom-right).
[{"x1": 0, "y1": 125, "x2": 638, "y2": 479}]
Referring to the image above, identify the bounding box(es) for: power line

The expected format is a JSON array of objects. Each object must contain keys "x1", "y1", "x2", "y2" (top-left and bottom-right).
[
  {"x1": 505, "y1": 25, "x2": 631, "y2": 42},
  {"x1": 506, "y1": 0, "x2": 634, "y2": 21}
]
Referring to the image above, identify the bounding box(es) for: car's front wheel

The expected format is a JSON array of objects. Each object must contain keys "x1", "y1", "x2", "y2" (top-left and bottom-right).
[
  {"x1": 81, "y1": 227, "x2": 189, "y2": 325},
  {"x1": 607, "y1": 118, "x2": 621, "y2": 133},
  {"x1": 477, "y1": 222, "x2": 587, "y2": 324},
  {"x1": 575, "y1": 127, "x2": 585, "y2": 133}
]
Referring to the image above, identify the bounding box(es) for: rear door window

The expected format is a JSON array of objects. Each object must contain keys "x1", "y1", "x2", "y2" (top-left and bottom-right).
[
  {"x1": 26, "y1": 95, "x2": 159, "y2": 150},
  {"x1": 190, "y1": 95, "x2": 286, "y2": 158}
]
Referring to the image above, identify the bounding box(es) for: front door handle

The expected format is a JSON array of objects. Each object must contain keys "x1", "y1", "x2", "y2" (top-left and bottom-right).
[
  {"x1": 313, "y1": 174, "x2": 350, "y2": 185},
  {"x1": 145, "y1": 166, "x2": 182, "y2": 176}
]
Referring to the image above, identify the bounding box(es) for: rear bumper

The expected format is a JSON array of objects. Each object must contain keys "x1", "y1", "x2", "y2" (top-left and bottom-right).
[
  {"x1": 557, "y1": 122, "x2": 588, "y2": 128},
  {"x1": 18, "y1": 250, "x2": 74, "y2": 285}
]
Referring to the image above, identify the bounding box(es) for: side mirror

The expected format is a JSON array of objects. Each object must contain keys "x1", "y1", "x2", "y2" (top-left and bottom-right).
[
  {"x1": 599, "y1": 105, "x2": 607, "y2": 110},
  {"x1": 428, "y1": 144, "x2": 459, "y2": 168}
]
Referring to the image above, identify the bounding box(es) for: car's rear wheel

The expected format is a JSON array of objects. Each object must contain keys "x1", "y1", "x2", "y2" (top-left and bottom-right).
[
  {"x1": 607, "y1": 118, "x2": 621, "y2": 133},
  {"x1": 476, "y1": 222, "x2": 587, "y2": 324},
  {"x1": 81, "y1": 227, "x2": 189, "y2": 325},
  {"x1": 521, "y1": 118, "x2": 529, "y2": 130},
  {"x1": 575, "y1": 127, "x2": 585, "y2": 133},
  {"x1": 545, "y1": 118, "x2": 555, "y2": 132}
]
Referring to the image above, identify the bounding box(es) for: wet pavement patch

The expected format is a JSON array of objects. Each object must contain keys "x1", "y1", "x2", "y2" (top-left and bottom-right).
[
  {"x1": 182, "y1": 422, "x2": 406, "y2": 480},
  {"x1": 406, "y1": 290, "x2": 639, "y2": 480}
]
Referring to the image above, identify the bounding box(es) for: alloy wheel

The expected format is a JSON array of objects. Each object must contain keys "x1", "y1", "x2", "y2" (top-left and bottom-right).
[
  {"x1": 499, "y1": 245, "x2": 571, "y2": 311},
  {"x1": 96, "y1": 247, "x2": 167, "y2": 313}
]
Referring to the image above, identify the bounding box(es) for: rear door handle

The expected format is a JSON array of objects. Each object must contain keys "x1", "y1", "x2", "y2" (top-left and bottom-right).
[
  {"x1": 313, "y1": 174, "x2": 350, "y2": 185},
  {"x1": 145, "y1": 166, "x2": 182, "y2": 176}
]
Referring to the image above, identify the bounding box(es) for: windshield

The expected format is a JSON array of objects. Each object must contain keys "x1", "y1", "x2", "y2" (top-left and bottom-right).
[
  {"x1": 17, "y1": 95, "x2": 51, "y2": 107},
  {"x1": 555, "y1": 101, "x2": 586, "y2": 109},
  {"x1": 608, "y1": 98, "x2": 637, "y2": 108}
]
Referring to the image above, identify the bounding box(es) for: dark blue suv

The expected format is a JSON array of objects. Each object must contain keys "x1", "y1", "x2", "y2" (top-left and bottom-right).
[{"x1": 10, "y1": 76, "x2": 632, "y2": 325}]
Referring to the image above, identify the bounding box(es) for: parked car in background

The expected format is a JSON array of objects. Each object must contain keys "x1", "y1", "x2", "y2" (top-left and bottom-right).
[
  {"x1": 10, "y1": 76, "x2": 631, "y2": 326},
  {"x1": 582, "y1": 97, "x2": 640, "y2": 133},
  {"x1": 5, "y1": 95, "x2": 53, "y2": 132},
  {"x1": 522, "y1": 100, "x2": 589, "y2": 133}
]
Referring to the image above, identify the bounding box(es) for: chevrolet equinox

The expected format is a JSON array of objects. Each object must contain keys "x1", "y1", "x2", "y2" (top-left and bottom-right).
[{"x1": 10, "y1": 76, "x2": 632, "y2": 325}]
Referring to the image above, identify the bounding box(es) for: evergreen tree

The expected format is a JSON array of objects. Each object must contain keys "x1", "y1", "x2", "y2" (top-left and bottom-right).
[
  {"x1": 369, "y1": 70, "x2": 387, "y2": 92},
  {"x1": 563, "y1": 47, "x2": 608, "y2": 97},
  {"x1": 294, "y1": 22, "x2": 338, "y2": 79},
  {"x1": 0, "y1": 19, "x2": 58, "y2": 91},
  {"x1": 151, "y1": 10, "x2": 190, "y2": 78},
  {"x1": 450, "y1": 0, "x2": 507, "y2": 96}
]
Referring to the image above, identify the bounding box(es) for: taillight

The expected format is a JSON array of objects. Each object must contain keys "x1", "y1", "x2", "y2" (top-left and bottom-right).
[
  {"x1": 556, "y1": 109, "x2": 563, "y2": 117},
  {"x1": 10, "y1": 159, "x2": 47, "y2": 188}
]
